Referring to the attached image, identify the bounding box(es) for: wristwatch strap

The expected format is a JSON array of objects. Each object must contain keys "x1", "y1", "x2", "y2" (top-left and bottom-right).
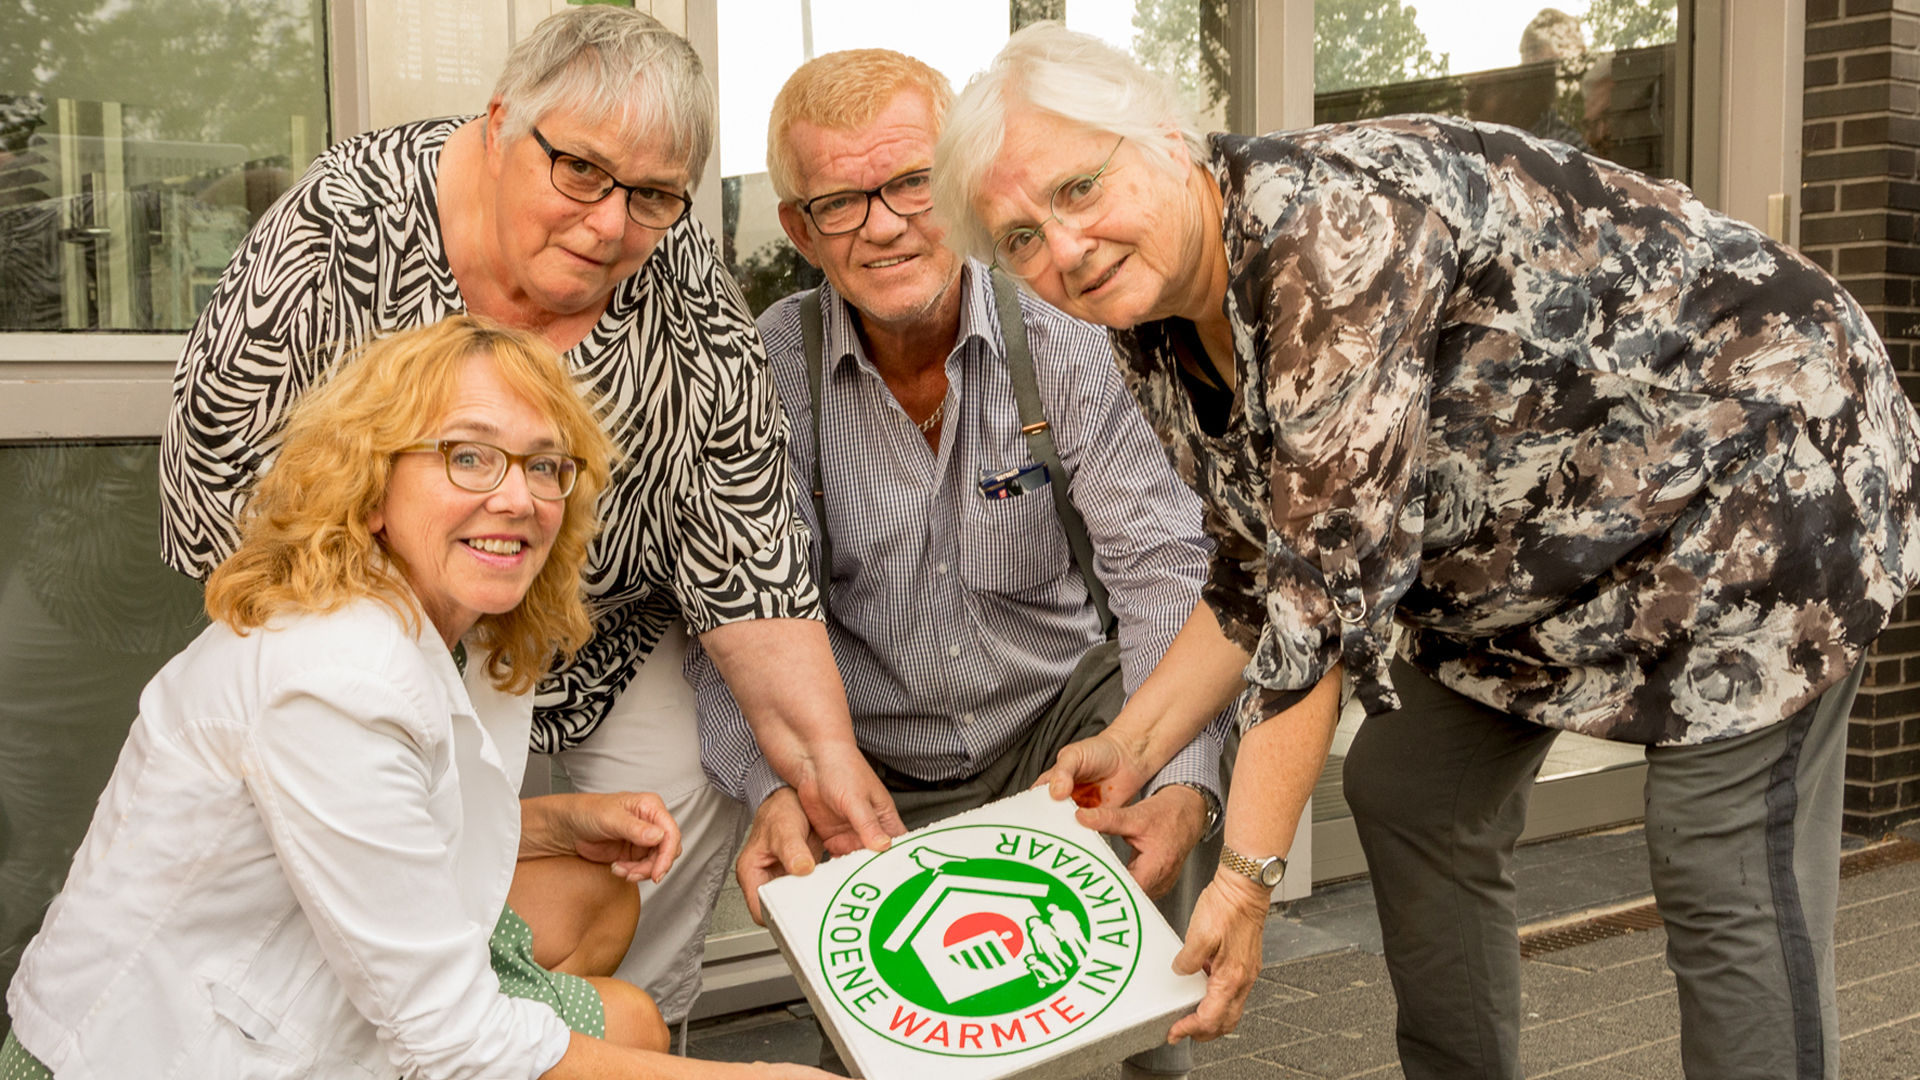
[{"x1": 1220, "y1": 845, "x2": 1286, "y2": 886}]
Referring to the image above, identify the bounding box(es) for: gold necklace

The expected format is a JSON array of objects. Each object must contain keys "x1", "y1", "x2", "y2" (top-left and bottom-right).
[{"x1": 917, "y1": 398, "x2": 945, "y2": 433}]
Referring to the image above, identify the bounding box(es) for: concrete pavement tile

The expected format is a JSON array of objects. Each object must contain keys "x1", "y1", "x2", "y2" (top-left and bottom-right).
[
  {"x1": 1839, "y1": 965, "x2": 1920, "y2": 1035},
  {"x1": 1836, "y1": 924, "x2": 1920, "y2": 984},
  {"x1": 1840, "y1": 1018, "x2": 1920, "y2": 1080},
  {"x1": 1835, "y1": 860, "x2": 1920, "y2": 905},
  {"x1": 688, "y1": 1013, "x2": 823, "y2": 1064},
  {"x1": 1191, "y1": 1054, "x2": 1324, "y2": 1079},
  {"x1": 1263, "y1": 915, "x2": 1381, "y2": 966},
  {"x1": 1245, "y1": 973, "x2": 1319, "y2": 1012},
  {"x1": 1259, "y1": 949, "x2": 1392, "y2": 997},
  {"x1": 1835, "y1": 895, "x2": 1920, "y2": 946},
  {"x1": 1582, "y1": 1037, "x2": 1683, "y2": 1078},
  {"x1": 1257, "y1": 1029, "x2": 1404, "y2": 1078},
  {"x1": 1525, "y1": 1061, "x2": 1641, "y2": 1080},
  {"x1": 1280, "y1": 879, "x2": 1378, "y2": 922},
  {"x1": 1191, "y1": 1013, "x2": 1322, "y2": 1064},
  {"x1": 1513, "y1": 846, "x2": 1653, "y2": 926},
  {"x1": 1518, "y1": 995, "x2": 1680, "y2": 1073},
  {"x1": 1259, "y1": 982, "x2": 1401, "y2": 1036},
  {"x1": 1519, "y1": 958, "x2": 1676, "y2": 1026},
  {"x1": 1524, "y1": 927, "x2": 1668, "y2": 973}
]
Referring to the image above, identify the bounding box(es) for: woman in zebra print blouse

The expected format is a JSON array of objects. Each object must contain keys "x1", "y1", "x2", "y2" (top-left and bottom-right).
[{"x1": 157, "y1": 5, "x2": 902, "y2": 1028}]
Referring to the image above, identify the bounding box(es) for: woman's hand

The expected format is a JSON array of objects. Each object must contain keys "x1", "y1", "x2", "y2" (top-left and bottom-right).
[
  {"x1": 521, "y1": 792, "x2": 684, "y2": 884},
  {"x1": 1167, "y1": 870, "x2": 1273, "y2": 1042},
  {"x1": 735, "y1": 787, "x2": 829, "y2": 925},
  {"x1": 1034, "y1": 729, "x2": 1158, "y2": 811}
]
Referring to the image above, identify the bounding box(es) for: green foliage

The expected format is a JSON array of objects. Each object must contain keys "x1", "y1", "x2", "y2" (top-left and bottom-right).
[
  {"x1": 1131, "y1": 0, "x2": 1213, "y2": 111},
  {"x1": 1315, "y1": 0, "x2": 1449, "y2": 95},
  {"x1": 1584, "y1": 0, "x2": 1678, "y2": 52},
  {"x1": 730, "y1": 238, "x2": 824, "y2": 318},
  {"x1": 0, "y1": 0, "x2": 327, "y2": 156}
]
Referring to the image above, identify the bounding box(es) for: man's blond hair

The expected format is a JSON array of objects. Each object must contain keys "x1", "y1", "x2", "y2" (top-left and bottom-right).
[{"x1": 766, "y1": 49, "x2": 954, "y2": 204}]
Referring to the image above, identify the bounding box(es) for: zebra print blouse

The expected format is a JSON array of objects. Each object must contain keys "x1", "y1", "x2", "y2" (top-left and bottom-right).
[{"x1": 159, "y1": 117, "x2": 820, "y2": 751}]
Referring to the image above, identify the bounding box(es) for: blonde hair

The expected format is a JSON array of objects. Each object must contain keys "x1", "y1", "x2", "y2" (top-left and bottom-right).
[
  {"x1": 933, "y1": 21, "x2": 1206, "y2": 262},
  {"x1": 205, "y1": 316, "x2": 615, "y2": 695},
  {"x1": 493, "y1": 4, "x2": 715, "y2": 185},
  {"x1": 766, "y1": 49, "x2": 954, "y2": 204}
]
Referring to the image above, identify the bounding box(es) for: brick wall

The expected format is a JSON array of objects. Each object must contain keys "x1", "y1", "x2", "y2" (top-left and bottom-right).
[{"x1": 1802, "y1": 0, "x2": 1920, "y2": 836}]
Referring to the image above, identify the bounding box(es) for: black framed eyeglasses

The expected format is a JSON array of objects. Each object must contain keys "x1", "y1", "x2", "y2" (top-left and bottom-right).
[
  {"x1": 531, "y1": 127, "x2": 691, "y2": 230},
  {"x1": 399, "y1": 440, "x2": 584, "y2": 501},
  {"x1": 992, "y1": 136, "x2": 1125, "y2": 279},
  {"x1": 801, "y1": 169, "x2": 934, "y2": 236}
]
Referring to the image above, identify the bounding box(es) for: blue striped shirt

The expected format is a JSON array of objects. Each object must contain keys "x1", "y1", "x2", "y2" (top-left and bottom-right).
[{"x1": 694, "y1": 262, "x2": 1225, "y2": 811}]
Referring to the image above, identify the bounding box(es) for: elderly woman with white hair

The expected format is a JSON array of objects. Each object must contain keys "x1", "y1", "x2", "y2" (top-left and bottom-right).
[
  {"x1": 938, "y1": 22, "x2": 1920, "y2": 1080},
  {"x1": 158, "y1": 4, "x2": 901, "y2": 1031}
]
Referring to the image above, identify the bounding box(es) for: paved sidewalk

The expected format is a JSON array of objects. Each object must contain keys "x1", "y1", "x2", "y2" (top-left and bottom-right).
[
  {"x1": 688, "y1": 827, "x2": 1920, "y2": 1079},
  {"x1": 1180, "y1": 836, "x2": 1920, "y2": 1080}
]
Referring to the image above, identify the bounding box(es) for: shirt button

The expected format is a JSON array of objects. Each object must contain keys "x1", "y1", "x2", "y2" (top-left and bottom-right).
[
  {"x1": 962, "y1": 712, "x2": 975, "y2": 726},
  {"x1": 948, "y1": 644, "x2": 961, "y2": 658},
  {"x1": 937, "y1": 562, "x2": 949, "y2": 574}
]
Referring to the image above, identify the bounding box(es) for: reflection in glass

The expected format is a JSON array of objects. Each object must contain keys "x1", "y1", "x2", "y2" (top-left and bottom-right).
[
  {"x1": 1314, "y1": 0, "x2": 1681, "y2": 180},
  {"x1": 0, "y1": 0, "x2": 329, "y2": 331},
  {"x1": 0, "y1": 443, "x2": 208, "y2": 1035}
]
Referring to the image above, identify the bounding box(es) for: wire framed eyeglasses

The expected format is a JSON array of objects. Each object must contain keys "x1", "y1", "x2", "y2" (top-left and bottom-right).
[
  {"x1": 399, "y1": 440, "x2": 584, "y2": 501},
  {"x1": 992, "y1": 136, "x2": 1125, "y2": 279}
]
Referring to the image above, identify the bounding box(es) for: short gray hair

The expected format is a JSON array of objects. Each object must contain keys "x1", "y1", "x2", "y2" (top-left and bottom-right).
[
  {"x1": 493, "y1": 5, "x2": 715, "y2": 187},
  {"x1": 933, "y1": 21, "x2": 1207, "y2": 263}
]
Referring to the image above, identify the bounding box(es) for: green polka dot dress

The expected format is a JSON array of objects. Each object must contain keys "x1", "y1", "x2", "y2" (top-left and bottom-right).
[
  {"x1": 0, "y1": 1031, "x2": 50, "y2": 1080},
  {"x1": 0, "y1": 904, "x2": 603, "y2": 1076},
  {"x1": 488, "y1": 903, "x2": 606, "y2": 1039}
]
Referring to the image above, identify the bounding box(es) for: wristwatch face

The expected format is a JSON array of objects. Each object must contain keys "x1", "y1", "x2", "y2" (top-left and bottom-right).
[{"x1": 1258, "y1": 858, "x2": 1285, "y2": 888}]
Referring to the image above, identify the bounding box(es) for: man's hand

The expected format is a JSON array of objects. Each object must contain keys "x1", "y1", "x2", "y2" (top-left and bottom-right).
[
  {"x1": 1167, "y1": 870, "x2": 1271, "y2": 1042},
  {"x1": 1078, "y1": 784, "x2": 1208, "y2": 898},
  {"x1": 736, "y1": 787, "x2": 827, "y2": 925},
  {"x1": 520, "y1": 792, "x2": 683, "y2": 885},
  {"x1": 1033, "y1": 730, "x2": 1157, "y2": 812},
  {"x1": 789, "y1": 742, "x2": 907, "y2": 858}
]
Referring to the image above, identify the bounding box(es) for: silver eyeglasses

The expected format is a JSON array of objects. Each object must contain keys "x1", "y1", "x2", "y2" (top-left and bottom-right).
[
  {"x1": 399, "y1": 440, "x2": 583, "y2": 501},
  {"x1": 801, "y1": 169, "x2": 934, "y2": 235},
  {"x1": 992, "y1": 136, "x2": 1125, "y2": 278},
  {"x1": 532, "y1": 127, "x2": 690, "y2": 230}
]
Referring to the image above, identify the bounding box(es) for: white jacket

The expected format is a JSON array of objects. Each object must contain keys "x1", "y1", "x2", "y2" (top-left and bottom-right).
[{"x1": 6, "y1": 599, "x2": 571, "y2": 1080}]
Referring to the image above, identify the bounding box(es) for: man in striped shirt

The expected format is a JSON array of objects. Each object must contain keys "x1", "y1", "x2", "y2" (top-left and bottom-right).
[{"x1": 690, "y1": 50, "x2": 1226, "y2": 1080}]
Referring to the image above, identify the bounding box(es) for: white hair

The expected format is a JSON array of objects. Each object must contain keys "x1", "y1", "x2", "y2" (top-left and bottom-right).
[
  {"x1": 492, "y1": 5, "x2": 715, "y2": 187},
  {"x1": 933, "y1": 21, "x2": 1207, "y2": 262}
]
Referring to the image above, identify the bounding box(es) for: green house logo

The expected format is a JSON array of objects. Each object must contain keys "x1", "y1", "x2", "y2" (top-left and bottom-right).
[{"x1": 818, "y1": 822, "x2": 1142, "y2": 1058}]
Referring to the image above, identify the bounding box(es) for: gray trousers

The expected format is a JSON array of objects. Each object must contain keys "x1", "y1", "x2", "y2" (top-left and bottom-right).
[
  {"x1": 818, "y1": 640, "x2": 1226, "y2": 1077},
  {"x1": 1343, "y1": 657, "x2": 1861, "y2": 1080}
]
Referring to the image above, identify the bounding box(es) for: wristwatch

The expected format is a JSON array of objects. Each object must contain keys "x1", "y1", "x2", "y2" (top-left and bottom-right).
[{"x1": 1220, "y1": 845, "x2": 1287, "y2": 888}]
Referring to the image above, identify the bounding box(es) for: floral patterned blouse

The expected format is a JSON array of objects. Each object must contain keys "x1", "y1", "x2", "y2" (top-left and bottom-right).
[{"x1": 1111, "y1": 116, "x2": 1920, "y2": 745}]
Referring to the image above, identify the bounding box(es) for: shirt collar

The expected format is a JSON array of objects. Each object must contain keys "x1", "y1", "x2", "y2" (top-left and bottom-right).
[{"x1": 815, "y1": 258, "x2": 1003, "y2": 380}]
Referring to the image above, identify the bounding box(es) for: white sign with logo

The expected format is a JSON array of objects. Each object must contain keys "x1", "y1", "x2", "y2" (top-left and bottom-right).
[{"x1": 760, "y1": 788, "x2": 1207, "y2": 1080}]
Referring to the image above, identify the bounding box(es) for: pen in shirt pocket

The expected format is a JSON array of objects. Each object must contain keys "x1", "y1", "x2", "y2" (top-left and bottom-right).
[{"x1": 978, "y1": 461, "x2": 1050, "y2": 499}]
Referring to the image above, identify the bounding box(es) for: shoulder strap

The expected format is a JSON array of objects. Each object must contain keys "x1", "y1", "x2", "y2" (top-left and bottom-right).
[
  {"x1": 800, "y1": 289, "x2": 834, "y2": 621},
  {"x1": 990, "y1": 270, "x2": 1116, "y2": 638}
]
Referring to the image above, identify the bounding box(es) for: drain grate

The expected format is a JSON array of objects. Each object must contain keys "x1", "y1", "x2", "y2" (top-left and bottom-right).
[{"x1": 1518, "y1": 837, "x2": 1920, "y2": 959}]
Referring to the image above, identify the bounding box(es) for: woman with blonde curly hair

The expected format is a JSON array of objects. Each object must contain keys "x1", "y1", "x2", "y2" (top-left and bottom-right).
[{"x1": 3, "y1": 317, "x2": 828, "y2": 1080}]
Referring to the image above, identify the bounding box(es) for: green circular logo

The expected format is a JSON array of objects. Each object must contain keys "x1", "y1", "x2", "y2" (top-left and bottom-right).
[{"x1": 818, "y1": 822, "x2": 1142, "y2": 1057}]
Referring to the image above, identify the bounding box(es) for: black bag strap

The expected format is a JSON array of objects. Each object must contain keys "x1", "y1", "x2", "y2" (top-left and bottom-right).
[
  {"x1": 801, "y1": 276, "x2": 1115, "y2": 637},
  {"x1": 988, "y1": 270, "x2": 1115, "y2": 638},
  {"x1": 801, "y1": 288, "x2": 834, "y2": 618}
]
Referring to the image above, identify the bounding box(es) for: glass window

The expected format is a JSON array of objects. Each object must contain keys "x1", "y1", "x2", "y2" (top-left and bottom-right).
[
  {"x1": 0, "y1": 0, "x2": 330, "y2": 332},
  {"x1": 0, "y1": 441, "x2": 209, "y2": 1035},
  {"x1": 1314, "y1": 0, "x2": 1682, "y2": 180},
  {"x1": 717, "y1": 0, "x2": 1245, "y2": 317}
]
